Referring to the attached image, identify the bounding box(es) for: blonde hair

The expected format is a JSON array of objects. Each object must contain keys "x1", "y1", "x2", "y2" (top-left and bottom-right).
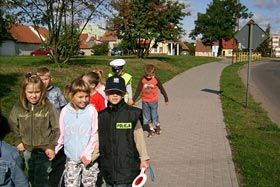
[
  {"x1": 82, "y1": 72, "x2": 100, "y2": 86},
  {"x1": 64, "y1": 78, "x2": 91, "y2": 100},
  {"x1": 20, "y1": 73, "x2": 47, "y2": 110},
  {"x1": 37, "y1": 67, "x2": 51, "y2": 77},
  {"x1": 145, "y1": 64, "x2": 155, "y2": 76}
]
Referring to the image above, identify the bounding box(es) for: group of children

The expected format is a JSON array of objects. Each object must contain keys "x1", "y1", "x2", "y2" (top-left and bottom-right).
[{"x1": 0, "y1": 59, "x2": 168, "y2": 187}]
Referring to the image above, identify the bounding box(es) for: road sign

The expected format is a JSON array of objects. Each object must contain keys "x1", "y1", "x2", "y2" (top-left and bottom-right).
[{"x1": 234, "y1": 19, "x2": 268, "y2": 49}]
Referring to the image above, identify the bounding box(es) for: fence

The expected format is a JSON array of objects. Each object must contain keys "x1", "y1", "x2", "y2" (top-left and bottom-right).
[{"x1": 233, "y1": 52, "x2": 261, "y2": 63}]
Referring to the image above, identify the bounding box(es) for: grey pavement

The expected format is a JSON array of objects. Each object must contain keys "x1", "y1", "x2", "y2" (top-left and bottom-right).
[{"x1": 141, "y1": 58, "x2": 239, "y2": 187}]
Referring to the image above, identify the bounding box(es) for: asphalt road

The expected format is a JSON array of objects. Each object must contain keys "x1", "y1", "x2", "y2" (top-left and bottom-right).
[{"x1": 241, "y1": 58, "x2": 280, "y2": 126}]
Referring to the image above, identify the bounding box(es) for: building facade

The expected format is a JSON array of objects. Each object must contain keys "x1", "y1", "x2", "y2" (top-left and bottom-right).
[{"x1": 271, "y1": 34, "x2": 280, "y2": 57}]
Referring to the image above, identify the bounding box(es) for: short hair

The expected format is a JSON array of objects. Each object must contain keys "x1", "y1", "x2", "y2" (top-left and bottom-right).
[
  {"x1": 145, "y1": 64, "x2": 155, "y2": 76},
  {"x1": 37, "y1": 67, "x2": 51, "y2": 76},
  {"x1": 64, "y1": 78, "x2": 91, "y2": 100},
  {"x1": 20, "y1": 73, "x2": 47, "y2": 110},
  {"x1": 0, "y1": 112, "x2": 10, "y2": 140}
]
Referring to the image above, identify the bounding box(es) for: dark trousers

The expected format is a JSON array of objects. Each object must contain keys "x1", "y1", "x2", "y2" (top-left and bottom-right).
[
  {"x1": 49, "y1": 148, "x2": 66, "y2": 187},
  {"x1": 25, "y1": 150, "x2": 51, "y2": 187}
]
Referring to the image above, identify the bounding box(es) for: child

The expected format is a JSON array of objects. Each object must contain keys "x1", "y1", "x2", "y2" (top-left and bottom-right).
[
  {"x1": 0, "y1": 112, "x2": 30, "y2": 187},
  {"x1": 92, "y1": 69, "x2": 107, "y2": 106},
  {"x1": 37, "y1": 66, "x2": 68, "y2": 187},
  {"x1": 98, "y1": 75, "x2": 150, "y2": 187},
  {"x1": 133, "y1": 64, "x2": 169, "y2": 137},
  {"x1": 37, "y1": 66, "x2": 68, "y2": 114},
  {"x1": 9, "y1": 73, "x2": 59, "y2": 187},
  {"x1": 55, "y1": 78, "x2": 99, "y2": 187},
  {"x1": 108, "y1": 59, "x2": 134, "y2": 105},
  {"x1": 82, "y1": 71, "x2": 106, "y2": 112}
]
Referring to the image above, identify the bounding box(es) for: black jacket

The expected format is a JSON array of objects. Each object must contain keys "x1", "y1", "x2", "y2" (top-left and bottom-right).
[{"x1": 98, "y1": 99, "x2": 142, "y2": 185}]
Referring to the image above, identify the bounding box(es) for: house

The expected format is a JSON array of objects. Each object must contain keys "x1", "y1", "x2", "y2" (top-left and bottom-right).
[
  {"x1": 212, "y1": 41, "x2": 219, "y2": 57},
  {"x1": 271, "y1": 34, "x2": 280, "y2": 57},
  {"x1": 99, "y1": 31, "x2": 121, "y2": 55},
  {"x1": 221, "y1": 38, "x2": 238, "y2": 57},
  {"x1": 79, "y1": 33, "x2": 99, "y2": 56},
  {"x1": 195, "y1": 38, "x2": 237, "y2": 57},
  {"x1": 149, "y1": 39, "x2": 189, "y2": 55},
  {"x1": 195, "y1": 40, "x2": 212, "y2": 57},
  {"x1": 0, "y1": 24, "x2": 48, "y2": 56}
]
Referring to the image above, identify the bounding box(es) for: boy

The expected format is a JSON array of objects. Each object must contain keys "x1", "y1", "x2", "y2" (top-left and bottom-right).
[
  {"x1": 37, "y1": 67, "x2": 68, "y2": 114},
  {"x1": 0, "y1": 112, "x2": 30, "y2": 187},
  {"x1": 37, "y1": 67, "x2": 67, "y2": 187},
  {"x1": 98, "y1": 75, "x2": 150, "y2": 187},
  {"x1": 108, "y1": 59, "x2": 134, "y2": 105},
  {"x1": 133, "y1": 64, "x2": 169, "y2": 137}
]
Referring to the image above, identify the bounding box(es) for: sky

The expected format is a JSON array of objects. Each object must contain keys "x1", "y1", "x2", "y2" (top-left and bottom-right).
[{"x1": 183, "y1": 0, "x2": 280, "y2": 42}]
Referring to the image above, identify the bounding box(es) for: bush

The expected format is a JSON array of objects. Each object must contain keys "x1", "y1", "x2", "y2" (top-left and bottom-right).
[{"x1": 91, "y1": 42, "x2": 109, "y2": 56}]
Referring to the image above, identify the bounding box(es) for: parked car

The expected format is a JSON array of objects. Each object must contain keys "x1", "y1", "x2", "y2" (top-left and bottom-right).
[
  {"x1": 111, "y1": 47, "x2": 123, "y2": 56},
  {"x1": 76, "y1": 50, "x2": 85, "y2": 56},
  {"x1": 31, "y1": 47, "x2": 52, "y2": 56}
]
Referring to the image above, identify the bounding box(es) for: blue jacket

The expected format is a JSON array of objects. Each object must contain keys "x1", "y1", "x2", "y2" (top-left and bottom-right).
[{"x1": 0, "y1": 140, "x2": 29, "y2": 187}]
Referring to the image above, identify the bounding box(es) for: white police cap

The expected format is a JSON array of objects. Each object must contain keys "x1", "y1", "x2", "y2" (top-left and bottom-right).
[{"x1": 109, "y1": 59, "x2": 126, "y2": 67}]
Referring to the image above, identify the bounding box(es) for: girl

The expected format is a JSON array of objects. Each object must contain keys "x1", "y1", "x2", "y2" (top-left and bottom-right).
[
  {"x1": 92, "y1": 69, "x2": 107, "y2": 107},
  {"x1": 55, "y1": 78, "x2": 99, "y2": 187},
  {"x1": 82, "y1": 71, "x2": 106, "y2": 112},
  {"x1": 9, "y1": 73, "x2": 59, "y2": 187}
]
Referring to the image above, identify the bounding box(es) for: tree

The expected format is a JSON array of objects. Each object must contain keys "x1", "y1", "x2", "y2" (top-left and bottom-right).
[
  {"x1": 5, "y1": 0, "x2": 110, "y2": 64},
  {"x1": 189, "y1": 0, "x2": 252, "y2": 55},
  {"x1": 256, "y1": 24, "x2": 271, "y2": 57},
  {"x1": 0, "y1": 1, "x2": 12, "y2": 45},
  {"x1": 108, "y1": 0, "x2": 191, "y2": 58}
]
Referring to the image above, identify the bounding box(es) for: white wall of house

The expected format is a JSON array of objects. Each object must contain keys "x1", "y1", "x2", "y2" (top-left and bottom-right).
[
  {"x1": 0, "y1": 40, "x2": 16, "y2": 56},
  {"x1": 0, "y1": 40, "x2": 42, "y2": 56},
  {"x1": 212, "y1": 45, "x2": 219, "y2": 57},
  {"x1": 195, "y1": 51, "x2": 212, "y2": 57},
  {"x1": 17, "y1": 43, "x2": 41, "y2": 55},
  {"x1": 222, "y1": 49, "x2": 233, "y2": 57}
]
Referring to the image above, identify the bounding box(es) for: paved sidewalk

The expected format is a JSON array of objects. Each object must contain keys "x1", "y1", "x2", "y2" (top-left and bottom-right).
[{"x1": 141, "y1": 58, "x2": 239, "y2": 187}]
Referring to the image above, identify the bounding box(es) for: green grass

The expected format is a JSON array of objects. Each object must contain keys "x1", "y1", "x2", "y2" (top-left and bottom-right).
[
  {"x1": 0, "y1": 55, "x2": 218, "y2": 118},
  {"x1": 220, "y1": 61, "x2": 280, "y2": 187}
]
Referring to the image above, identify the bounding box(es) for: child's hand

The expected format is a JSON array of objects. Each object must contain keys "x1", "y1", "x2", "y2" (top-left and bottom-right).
[
  {"x1": 127, "y1": 98, "x2": 134, "y2": 105},
  {"x1": 45, "y1": 149, "x2": 55, "y2": 160},
  {"x1": 17, "y1": 143, "x2": 25, "y2": 152},
  {"x1": 80, "y1": 156, "x2": 91, "y2": 167},
  {"x1": 165, "y1": 102, "x2": 169, "y2": 106},
  {"x1": 140, "y1": 160, "x2": 150, "y2": 170}
]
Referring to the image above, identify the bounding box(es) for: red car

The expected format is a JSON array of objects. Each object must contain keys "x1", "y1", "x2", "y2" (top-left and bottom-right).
[{"x1": 30, "y1": 48, "x2": 52, "y2": 56}]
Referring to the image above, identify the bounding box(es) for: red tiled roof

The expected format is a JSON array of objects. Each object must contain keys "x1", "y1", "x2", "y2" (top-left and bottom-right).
[
  {"x1": 195, "y1": 40, "x2": 211, "y2": 52},
  {"x1": 100, "y1": 31, "x2": 118, "y2": 42},
  {"x1": 7, "y1": 24, "x2": 47, "y2": 44},
  {"x1": 179, "y1": 41, "x2": 189, "y2": 50},
  {"x1": 80, "y1": 33, "x2": 88, "y2": 41},
  {"x1": 80, "y1": 41, "x2": 90, "y2": 49},
  {"x1": 222, "y1": 38, "x2": 238, "y2": 49}
]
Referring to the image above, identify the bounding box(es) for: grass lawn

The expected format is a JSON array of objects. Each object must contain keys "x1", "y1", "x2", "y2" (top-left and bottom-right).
[
  {"x1": 0, "y1": 55, "x2": 218, "y2": 117},
  {"x1": 221, "y1": 61, "x2": 280, "y2": 187}
]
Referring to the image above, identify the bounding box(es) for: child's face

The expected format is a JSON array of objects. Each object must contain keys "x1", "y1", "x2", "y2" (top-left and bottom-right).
[
  {"x1": 106, "y1": 90, "x2": 125, "y2": 105},
  {"x1": 25, "y1": 83, "x2": 42, "y2": 105},
  {"x1": 39, "y1": 75, "x2": 52, "y2": 89},
  {"x1": 71, "y1": 91, "x2": 90, "y2": 110}
]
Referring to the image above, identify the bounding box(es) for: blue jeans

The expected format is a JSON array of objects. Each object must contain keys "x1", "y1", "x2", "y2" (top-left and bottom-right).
[
  {"x1": 106, "y1": 184, "x2": 132, "y2": 187},
  {"x1": 142, "y1": 101, "x2": 159, "y2": 126}
]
